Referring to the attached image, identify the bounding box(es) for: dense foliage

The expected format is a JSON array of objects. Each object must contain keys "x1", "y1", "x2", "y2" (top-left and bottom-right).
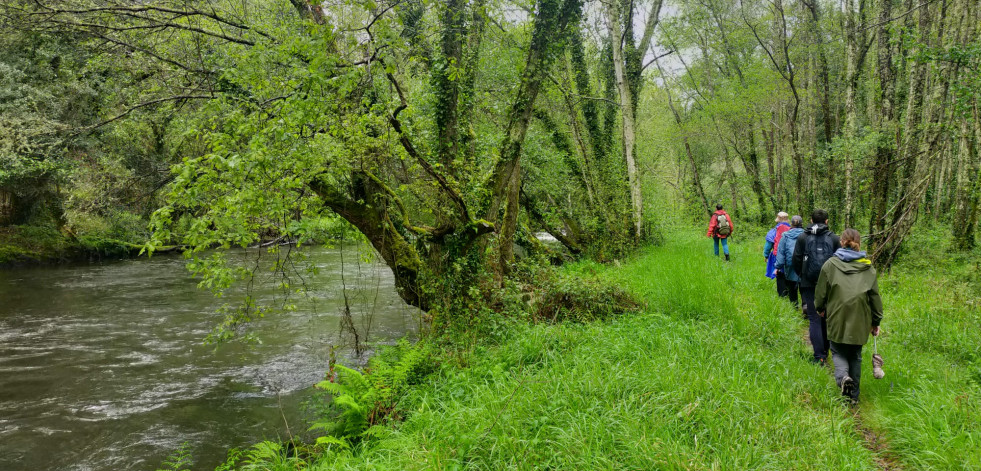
[
  {"x1": 3, "y1": 0, "x2": 977, "y2": 284},
  {"x1": 1, "y1": 0, "x2": 674, "y2": 318},
  {"x1": 3, "y1": 1, "x2": 980, "y2": 469},
  {"x1": 656, "y1": 0, "x2": 980, "y2": 265}
]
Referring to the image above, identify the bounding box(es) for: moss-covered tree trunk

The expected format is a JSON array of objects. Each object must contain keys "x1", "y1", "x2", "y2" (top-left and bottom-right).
[
  {"x1": 867, "y1": 0, "x2": 897, "y2": 253},
  {"x1": 605, "y1": 0, "x2": 642, "y2": 240},
  {"x1": 0, "y1": 189, "x2": 14, "y2": 226},
  {"x1": 486, "y1": 0, "x2": 582, "y2": 275}
]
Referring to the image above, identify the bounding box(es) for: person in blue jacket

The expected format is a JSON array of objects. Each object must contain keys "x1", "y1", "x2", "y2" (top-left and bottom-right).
[
  {"x1": 774, "y1": 215, "x2": 805, "y2": 310},
  {"x1": 764, "y1": 212, "x2": 791, "y2": 295}
]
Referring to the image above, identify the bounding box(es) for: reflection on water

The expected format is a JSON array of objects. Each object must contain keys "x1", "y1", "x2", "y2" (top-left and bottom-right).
[{"x1": 0, "y1": 246, "x2": 418, "y2": 470}]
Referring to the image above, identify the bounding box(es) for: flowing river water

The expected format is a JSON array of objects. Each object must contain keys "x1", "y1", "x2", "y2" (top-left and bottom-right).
[{"x1": 0, "y1": 246, "x2": 419, "y2": 470}]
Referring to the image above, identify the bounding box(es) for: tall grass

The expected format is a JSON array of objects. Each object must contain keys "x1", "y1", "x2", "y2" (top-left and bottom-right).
[
  {"x1": 302, "y1": 235, "x2": 878, "y2": 469},
  {"x1": 857, "y1": 228, "x2": 981, "y2": 469},
  {"x1": 235, "y1": 230, "x2": 981, "y2": 470}
]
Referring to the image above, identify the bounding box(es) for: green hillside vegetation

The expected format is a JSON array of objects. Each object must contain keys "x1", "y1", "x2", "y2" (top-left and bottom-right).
[{"x1": 219, "y1": 230, "x2": 980, "y2": 470}]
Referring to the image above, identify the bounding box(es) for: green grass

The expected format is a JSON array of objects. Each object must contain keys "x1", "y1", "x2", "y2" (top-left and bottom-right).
[
  {"x1": 857, "y1": 228, "x2": 981, "y2": 469},
  {"x1": 232, "y1": 230, "x2": 981, "y2": 470}
]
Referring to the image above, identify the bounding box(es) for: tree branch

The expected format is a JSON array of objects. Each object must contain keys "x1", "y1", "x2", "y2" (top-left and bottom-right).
[
  {"x1": 79, "y1": 94, "x2": 213, "y2": 134},
  {"x1": 384, "y1": 70, "x2": 472, "y2": 223}
]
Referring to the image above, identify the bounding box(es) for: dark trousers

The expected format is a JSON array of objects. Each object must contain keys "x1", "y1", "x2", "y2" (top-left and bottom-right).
[
  {"x1": 830, "y1": 342, "x2": 863, "y2": 401},
  {"x1": 784, "y1": 279, "x2": 800, "y2": 309},
  {"x1": 776, "y1": 272, "x2": 788, "y2": 297},
  {"x1": 800, "y1": 287, "x2": 829, "y2": 361}
]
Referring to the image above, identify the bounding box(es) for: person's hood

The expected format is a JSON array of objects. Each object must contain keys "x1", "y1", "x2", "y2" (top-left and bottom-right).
[
  {"x1": 776, "y1": 221, "x2": 791, "y2": 228},
  {"x1": 834, "y1": 248, "x2": 869, "y2": 262},
  {"x1": 714, "y1": 209, "x2": 728, "y2": 215},
  {"x1": 829, "y1": 249, "x2": 872, "y2": 273},
  {"x1": 784, "y1": 227, "x2": 805, "y2": 238},
  {"x1": 806, "y1": 223, "x2": 830, "y2": 235}
]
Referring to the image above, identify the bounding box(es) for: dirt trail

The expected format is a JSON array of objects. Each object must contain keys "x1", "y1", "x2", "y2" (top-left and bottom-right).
[
  {"x1": 797, "y1": 323, "x2": 901, "y2": 470},
  {"x1": 853, "y1": 411, "x2": 903, "y2": 471}
]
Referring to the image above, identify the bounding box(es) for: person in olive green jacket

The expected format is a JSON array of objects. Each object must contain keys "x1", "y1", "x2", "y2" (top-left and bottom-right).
[{"x1": 815, "y1": 228, "x2": 883, "y2": 404}]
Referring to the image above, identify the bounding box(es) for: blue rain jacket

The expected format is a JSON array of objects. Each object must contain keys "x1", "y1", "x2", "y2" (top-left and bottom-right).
[{"x1": 775, "y1": 227, "x2": 805, "y2": 282}]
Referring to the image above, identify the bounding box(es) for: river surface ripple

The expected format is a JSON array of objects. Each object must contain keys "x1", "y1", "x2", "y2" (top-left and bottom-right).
[{"x1": 0, "y1": 247, "x2": 418, "y2": 470}]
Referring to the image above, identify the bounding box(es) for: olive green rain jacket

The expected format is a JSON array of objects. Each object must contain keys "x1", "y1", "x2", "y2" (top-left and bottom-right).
[{"x1": 814, "y1": 255, "x2": 884, "y2": 346}]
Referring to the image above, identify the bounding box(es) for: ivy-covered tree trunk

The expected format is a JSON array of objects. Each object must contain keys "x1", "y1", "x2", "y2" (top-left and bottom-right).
[
  {"x1": 867, "y1": 0, "x2": 897, "y2": 253},
  {"x1": 952, "y1": 115, "x2": 981, "y2": 250},
  {"x1": 485, "y1": 0, "x2": 582, "y2": 274},
  {"x1": 605, "y1": 0, "x2": 643, "y2": 240}
]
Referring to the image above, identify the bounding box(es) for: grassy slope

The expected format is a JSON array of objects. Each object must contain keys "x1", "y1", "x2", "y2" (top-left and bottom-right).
[{"x1": 311, "y1": 232, "x2": 980, "y2": 470}]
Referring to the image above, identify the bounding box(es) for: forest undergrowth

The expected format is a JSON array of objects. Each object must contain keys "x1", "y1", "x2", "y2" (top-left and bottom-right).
[
  {"x1": 215, "y1": 228, "x2": 981, "y2": 470},
  {"x1": 0, "y1": 223, "x2": 146, "y2": 266}
]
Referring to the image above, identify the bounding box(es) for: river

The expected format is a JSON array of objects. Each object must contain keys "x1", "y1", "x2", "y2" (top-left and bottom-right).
[{"x1": 0, "y1": 246, "x2": 419, "y2": 470}]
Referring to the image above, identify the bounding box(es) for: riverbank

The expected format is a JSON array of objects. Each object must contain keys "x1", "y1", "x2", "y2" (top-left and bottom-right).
[
  {"x1": 0, "y1": 224, "x2": 147, "y2": 267},
  {"x1": 219, "y1": 229, "x2": 980, "y2": 470}
]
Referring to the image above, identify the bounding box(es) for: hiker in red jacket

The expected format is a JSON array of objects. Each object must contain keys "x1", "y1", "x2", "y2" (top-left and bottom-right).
[{"x1": 706, "y1": 204, "x2": 735, "y2": 261}]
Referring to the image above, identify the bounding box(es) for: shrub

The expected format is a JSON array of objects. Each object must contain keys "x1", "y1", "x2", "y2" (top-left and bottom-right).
[{"x1": 533, "y1": 271, "x2": 641, "y2": 323}]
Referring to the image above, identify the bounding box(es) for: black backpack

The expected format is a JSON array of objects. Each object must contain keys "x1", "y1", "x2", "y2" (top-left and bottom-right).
[{"x1": 802, "y1": 231, "x2": 835, "y2": 283}]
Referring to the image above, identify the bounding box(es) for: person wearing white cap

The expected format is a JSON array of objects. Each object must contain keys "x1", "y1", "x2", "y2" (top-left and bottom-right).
[
  {"x1": 775, "y1": 215, "x2": 806, "y2": 309},
  {"x1": 764, "y1": 211, "x2": 791, "y2": 296}
]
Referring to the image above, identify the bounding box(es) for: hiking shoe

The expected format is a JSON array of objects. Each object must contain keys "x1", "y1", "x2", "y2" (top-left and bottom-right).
[
  {"x1": 725, "y1": 254, "x2": 730, "y2": 262},
  {"x1": 841, "y1": 376, "x2": 855, "y2": 398}
]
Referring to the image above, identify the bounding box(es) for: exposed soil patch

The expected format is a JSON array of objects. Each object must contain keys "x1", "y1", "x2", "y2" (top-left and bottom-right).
[
  {"x1": 797, "y1": 322, "x2": 901, "y2": 470},
  {"x1": 853, "y1": 412, "x2": 903, "y2": 471}
]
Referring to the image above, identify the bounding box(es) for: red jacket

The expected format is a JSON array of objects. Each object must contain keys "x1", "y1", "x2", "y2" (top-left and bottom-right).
[
  {"x1": 772, "y1": 223, "x2": 791, "y2": 254},
  {"x1": 707, "y1": 210, "x2": 735, "y2": 238}
]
